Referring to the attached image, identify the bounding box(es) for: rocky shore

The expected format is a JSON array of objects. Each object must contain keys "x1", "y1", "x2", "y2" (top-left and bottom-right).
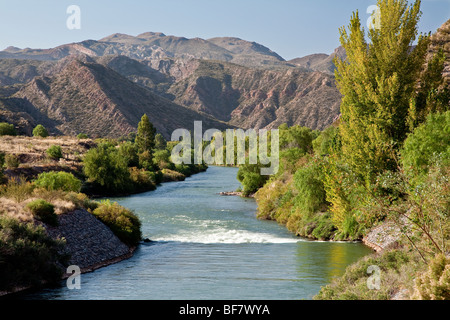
[
  {"x1": 0, "y1": 209, "x2": 136, "y2": 297},
  {"x1": 44, "y1": 209, "x2": 135, "y2": 277}
]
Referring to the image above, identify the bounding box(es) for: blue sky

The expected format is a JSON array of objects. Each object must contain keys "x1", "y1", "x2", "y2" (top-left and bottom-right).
[{"x1": 0, "y1": 0, "x2": 449, "y2": 60}]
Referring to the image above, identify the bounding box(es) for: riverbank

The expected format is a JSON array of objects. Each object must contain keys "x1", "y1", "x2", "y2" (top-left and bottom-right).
[
  {"x1": 0, "y1": 162, "x2": 208, "y2": 298},
  {"x1": 18, "y1": 166, "x2": 372, "y2": 300}
]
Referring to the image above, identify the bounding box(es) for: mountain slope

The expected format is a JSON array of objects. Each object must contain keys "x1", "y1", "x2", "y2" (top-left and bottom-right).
[
  {"x1": 10, "y1": 59, "x2": 231, "y2": 139},
  {"x1": 288, "y1": 46, "x2": 346, "y2": 75},
  {"x1": 163, "y1": 60, "x2": 341, "y2": 130},
  {"x1": 429, "y1": 18, "x2": 450, "y2": 87}
]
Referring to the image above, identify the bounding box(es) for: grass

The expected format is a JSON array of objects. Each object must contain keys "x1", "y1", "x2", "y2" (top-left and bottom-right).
[
  {"x1": 314, "y1": 247, "x2": 426, "y2": 300},
  {"x1": 0, "y1": 135, "x2": 94, "y2": 167}
]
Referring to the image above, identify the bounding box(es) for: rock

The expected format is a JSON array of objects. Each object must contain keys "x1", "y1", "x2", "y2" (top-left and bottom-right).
[
  {"x1": 44, "y1": 209, "x2": 133, "y2": 275},
  {"x1": 362, "y1": 216, "x2": 409, "y2": 252}
]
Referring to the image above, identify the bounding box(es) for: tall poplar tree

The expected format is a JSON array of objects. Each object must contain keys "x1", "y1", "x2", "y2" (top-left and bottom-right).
[
  {"x1": 324, "y1": 0, "x2": 448, "y2": 234},
  {"x1": 334, "y1": 0, "x2": 446, "y2": 183}
]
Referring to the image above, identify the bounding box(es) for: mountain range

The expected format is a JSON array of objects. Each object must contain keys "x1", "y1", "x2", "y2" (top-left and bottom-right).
[{"x1": 0, "y1": 20, "x2": 448, "y2": 139}]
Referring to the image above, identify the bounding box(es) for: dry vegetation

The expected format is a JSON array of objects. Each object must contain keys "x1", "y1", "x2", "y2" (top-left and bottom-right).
[
  {"x1": 0, "y1": 135, "x2": 97, "y2": 222},
  {"x1": 0, "y1": 135, "x2": 95, "y2": 180}
]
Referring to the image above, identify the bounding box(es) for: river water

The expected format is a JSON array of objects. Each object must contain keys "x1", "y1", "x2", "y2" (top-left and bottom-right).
[{"x1": 23, "y1": 166, "x2": 372, "y2": 300}]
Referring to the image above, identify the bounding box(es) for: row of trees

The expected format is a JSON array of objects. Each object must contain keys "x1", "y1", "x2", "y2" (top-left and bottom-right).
[{"x1": 82, "y1": 114, "x2": 206, "y2": 195}]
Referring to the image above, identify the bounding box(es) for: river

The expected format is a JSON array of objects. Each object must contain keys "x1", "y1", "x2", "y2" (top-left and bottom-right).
[{"x1": 23, "y1": 166, "x2": 372, "y2": 300}]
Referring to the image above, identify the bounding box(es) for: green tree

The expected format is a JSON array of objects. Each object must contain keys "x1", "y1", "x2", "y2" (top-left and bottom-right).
[
  {"x1": 135, "y1": 114, "x2": 156, "y2": 154},
  {"x1": 83, "y1": 143, "x2": 131, "y2": 193},
  {"x1": 118, "y1": 141, "x2": 139, "y2": 167},
  {"x1": 401, "y1": 111, "x2": 450, "y2": 177},
  {"x1": 153, "y1": 149, "x2": 173, "y2": 170},
  {"x1": 334, "y1": 0, "x2": 446, "y2": 183},
  {"x1": 32, "y1": 124, "x2": 49, "y2": 138},
  {"x1": 0, "y1": 123, "x2": 16, "y2": 136},
  {"x1": 154, "y1": 133, "x2": 167, "y2": 150}
]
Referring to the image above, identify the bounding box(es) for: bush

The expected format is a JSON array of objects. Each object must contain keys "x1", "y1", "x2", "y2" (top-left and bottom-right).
[
  {"x1": 92, "y1": 200, "x2": 142, "y2": 246},
  {"x1": 32, "y1": 124, "x2": 49, "y2": 138},
  {"x1": 77, "y1": 133, "x2": 89, "y2": 139},
  {"x1": 34, "y1": 171, "x2": 82, "y2": 192},
  {"x1": 153, "y1": 149, "x2": 173, "y2": 170},
  {"x1": 162, "y1": 168, "x2": 186, "y2": 182},
  {"x1": 63, "y1": 192, "x2": 99, "y2": 211},
  {"x1": 293, "y1": 157, "x2": 327, "y2": 216},
  {"x1": 4, "y1": 154, "x2": 20, "y2": 169},
  {"x1": 314, "y1": 249, "x2": 416, "y2": 300},
  {"x1": 313, "y1": 125, "x2": 340, "y2": 156},
  {"x1": 0, "y1": 176, "x2": 35, "y2": 202},
  {"x1": 0, "y1": 122, "x2": 16, "y2": 136},
  {"x1": 138, "y1": 150, "x2": 154, "y2": 171},
  {"x1": 401, "y1": 111, "x2": 450, "y2": 179},
  {"x1": 26, "y1": 199, "x2": 58, "y2": 226},
  {"x1": 128, "y1": 167, "x2": 156, "y2": 192},
  {"x1": 413, "y1": 254, "x2": 450, "y2": 300},
  {"x1": 0, "y1": 216, "x2": 66, "y2": 291},
  {"x1": 46, "y1": 145, "x2": 63, "y2": 160},
  {"x1": 237, "y1": 164, "x2": 269, "y2": 196}
]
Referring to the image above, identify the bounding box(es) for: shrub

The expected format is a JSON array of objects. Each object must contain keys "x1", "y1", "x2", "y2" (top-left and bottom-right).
[
  {"x1": 128, "y1": 167, "x2": 156, "y2": 191},
  {"x1": 237, "y1": 164, "x2": 269, "y2": 196},
  {"x1": 293, "y1": 157, "x2": 327, "y2": 217},
  {"x1": 0, "y1": 122, "x2": 16, "y2": 136},
  {"x1": 26, "y1": 199, "x2": 58, "y2": 226},
  {"x1": 138, "y1": 150, "x2": 154, "y2": 171},
  {"x1": 46, "y1": 145, "x2": 63, "y2": 160},
  {"x1": 32, "y1": 124, "x2": 49, "y2": 138},
  {"x1": 0, "y1": 216, "x2": 66, "y2": 291},
  {"x1": 34, "y1": 171, "x2": 82, "y2": 192},
  {"x1": 64, "y1": 192, "x2": 98, "y2": 211},
  {"x1": 92, "y1": 200, "x2": 141, "y2": 246},
  {"x1": 4, "y1": 154, "x2": 20, "y2": 169},
  {"x1": 162, "y1": 168, "x2": 185, "y2": 181},
  {"x1": 0, "y1": 176, "x2": 35, "y2": 203},
  {"x1": 312, "y1": 125, "x2": 340, "y2": 156},
  {"x1": 314, "y1": 249, "x2": 417, "y2": 300},
  {"x1": 413, "y1": 254, "x2": 450, "y2": 300},
  {"x1": 153, "y1": 149, "x2": 173, "y2": 170},
  {"x1": 77, "y1": 133, "x2": 89, "y2": 139}
]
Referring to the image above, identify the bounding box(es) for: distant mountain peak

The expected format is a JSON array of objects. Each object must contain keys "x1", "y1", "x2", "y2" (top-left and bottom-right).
[
  {"x1": 3, "y1": 46, "x2": 22, "y2": 53},
  {"x1": 136, "y1": 32, "x2": 167, "y2": 39}
]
